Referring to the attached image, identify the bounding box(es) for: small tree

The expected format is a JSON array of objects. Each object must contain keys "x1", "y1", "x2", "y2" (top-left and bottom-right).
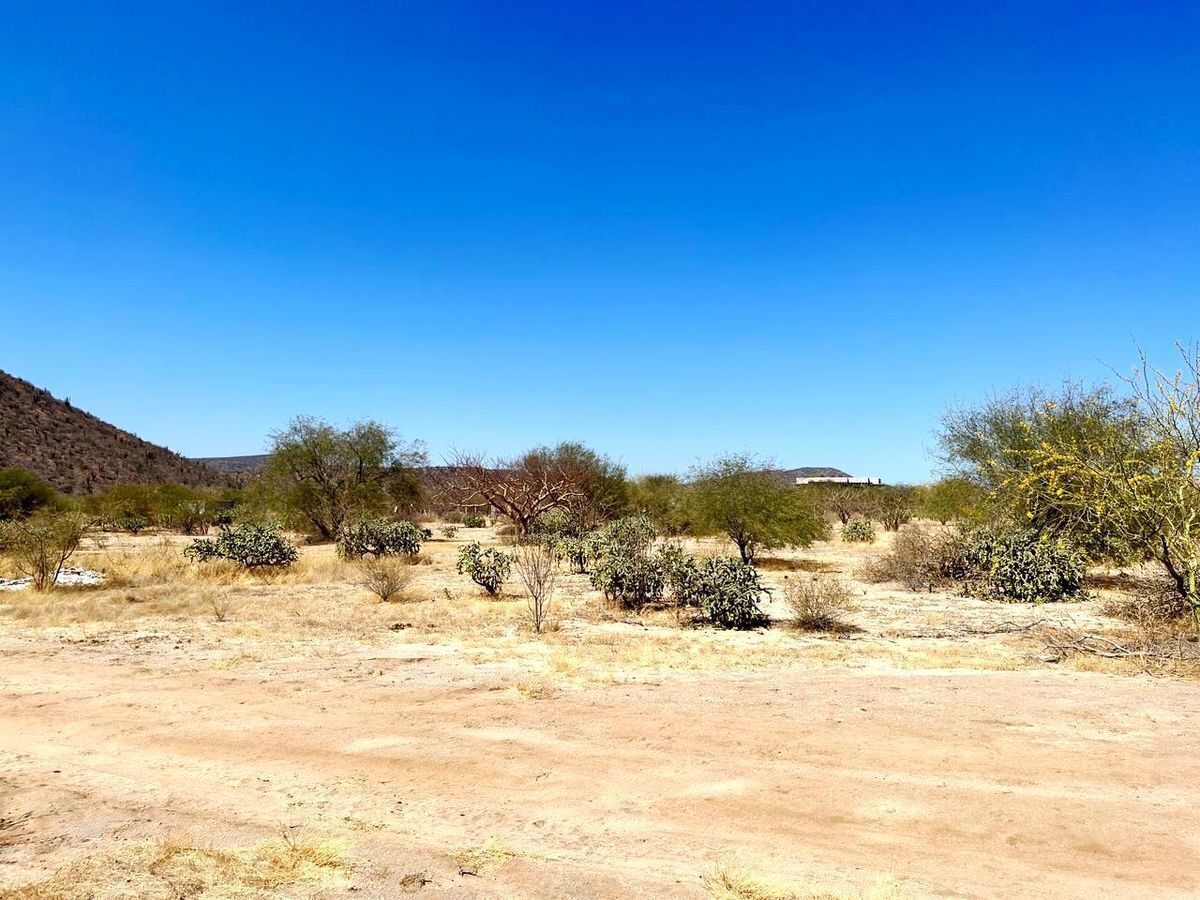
[
  {"x1": 687, "y1": 454, "x2": 828, "y2": 563},
  {"x1": 262, "y1": 417, "x2": 426, "y2": 541},
  {"x1": 440, "y1": 443, "x2": 614, "y2": 538},
  {"x1": 921, "y1": 477, "x2": 981, "y2": 525},
  {"x1": 870, "y1": 485, "x2": 918, "y2": 532},
  {"x1": 514, "y1": 543, "x2": 559, "y2": 633},
  {"x1": 0, "y1": 511, "x2": 87, "y2": 590}
]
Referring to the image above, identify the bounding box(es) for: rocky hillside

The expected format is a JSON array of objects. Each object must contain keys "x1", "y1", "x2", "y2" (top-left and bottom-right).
[{"x1": 0, "y1": 370, "x2": 229, "y2": 494}]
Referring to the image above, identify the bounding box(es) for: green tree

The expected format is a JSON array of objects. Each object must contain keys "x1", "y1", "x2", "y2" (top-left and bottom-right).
[
  {"x1": 921, "y1": 476, "x2": 982, "y2": 525},
  {"x1": 939, "y1": 382, "x2": 1143, "y2": 560},
  {"x1": 629, "y1": 473, "x2": 690, "y2": 535},
  {"x1": 940, "y1": 349, "x2": 1200, "y2": 620},
  {"x1": 0, "y1": 468, "x2": 57, "y2": 520},
  {"x1": 262, "y1": 417, "x2": 426, "y2": 541},
  {"x1": 687, "y1": 454, "x2": 829, "y2": 563}
]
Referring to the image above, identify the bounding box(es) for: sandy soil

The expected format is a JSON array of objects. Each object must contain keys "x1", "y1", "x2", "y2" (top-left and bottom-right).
[{"x1": 1, "y1": 530, "x2": 1197, "y2": 898}]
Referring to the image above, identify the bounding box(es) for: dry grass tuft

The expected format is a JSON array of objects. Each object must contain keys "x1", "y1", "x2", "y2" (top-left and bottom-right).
[
  {"x1": 704, "y1": 861, "x2": 798, "y2": 899},
  {"x1": 0, "y1": 834, "x2": 351, "y2": 899},
  {"x1": 452, "y1": 837, "x2": 516, "y2": 875},
  {"x1": 784, "y1": 576, "x2": 857, "y2": 632},
  {"x1": 757, "y1": 557, "x2": 838, "y2": 573},
  {"x1": 514, "y1": 675, "x2": 558, "y2": 699},
  {"x1": 704, "y1": 861, "x2": 908, "y2": 900}
]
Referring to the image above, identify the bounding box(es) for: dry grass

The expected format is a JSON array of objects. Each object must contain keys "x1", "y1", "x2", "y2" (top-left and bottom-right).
[
  {"x1": 452, "y1": 837, "x2": 517, "y2": 875},
  {"x1": 0, "y1": 834, "x2": 351, "y2": 899},
  {"x1": 704, "y1": 861, "x2": 907, "y2": 900},
  {"x1": 514, "y1": 674, "x2": 558, "y2": 699},
  {"x1": 757, "y1": 557, "x2": 838, "y2": 573}
]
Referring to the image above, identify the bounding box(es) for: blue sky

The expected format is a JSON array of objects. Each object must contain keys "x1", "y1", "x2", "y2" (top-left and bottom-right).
[{"x1": 2, "y1": 2, "x2": 1197, "y2": 481}]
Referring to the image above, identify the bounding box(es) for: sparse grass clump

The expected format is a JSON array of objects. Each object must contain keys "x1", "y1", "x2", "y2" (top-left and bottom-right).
[
  {"x1": 358, "y1": 556, "x2": 415, "y2": 602},
  {"x1": 1, "y1": 833, "x2": 351, "y2": 898},
  {"x1": 784, "y1": 576, "x2": 856, "y2": 631}
]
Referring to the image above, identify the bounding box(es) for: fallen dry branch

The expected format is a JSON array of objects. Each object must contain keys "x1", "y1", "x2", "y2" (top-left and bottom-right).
[
  {"x1": 897, "y1": 619, "x2": 1046, "y2": 640},
  {"x1": 1039, "y1": 625, "x2": 1200, "y2": 667}
]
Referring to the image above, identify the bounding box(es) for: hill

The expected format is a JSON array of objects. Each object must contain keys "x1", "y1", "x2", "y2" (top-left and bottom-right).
[
  {"x1": 0, "y1": 370, "x2": 229, "y2": 494},
  {"x1": 193, "y1": 454, "x2": 270, "y2": 474}
]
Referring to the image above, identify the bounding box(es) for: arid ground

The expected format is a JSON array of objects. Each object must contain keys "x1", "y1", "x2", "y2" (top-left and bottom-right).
[{"x1": 2, "y1": 528, "x2": 1197, "y2": 898}]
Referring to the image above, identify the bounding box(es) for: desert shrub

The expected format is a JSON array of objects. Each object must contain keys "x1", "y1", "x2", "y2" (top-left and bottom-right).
[
  {"x1": 785, "y1": 575, "x2": 856, "y2": 631},
  {"x1": 460, "y1": 513, "x2": 487, "y2": 528},
  {"x1": 0, "y1": 511, "x2": 88, "y2": 590},
  {"x1": 358, "y1": 556, "x2": 414, "y2": 602},
  {"x1": 514, "y1": 542, "x2": 559, "y2": 633},
  {"x1": 590, "y1": 548, "x2": 665, "y2": 608},
  {"x1": 867, "y1": 525, "x2": 946, "y2": 591},
  {"x1": 440, "y1": 525, "x2": 459, "y2": 539},
  {"x1": 456, "y1": 541, "x2": 513, "y2": 596},
  {"x1": 673, "y1": 556, "x2": 770, "y2": 629},
  {"x1": 1102, "y1": 579, "x2": 1195, "y2": 627},
  {"x1": 115, "y1": 513, "x2": 151, "y2": 535},
  {"x1": 261, "y1": 416, "x2": 426, "y2": 541},
  {"x1": 184, "y1": 524, "x2": 299, "y2": 569},
  {"x1": 955, "y1": 527, "x2": 1086, "y2": 603},
  {"x1": 549, "y1": 532, "x2": 603, "y2": 574},
  {"x1": 0, "y1": 468, "x2": 58, "y2": 520},
  {"x1": 599, "y1": 515, "x2": 658, "y2": 555},
  {"x1": 841, "y1": 519, "x2": 875, "y2": 543},
  {"x1": 587, "y1": 517, "x2": 664, "y2": 608},
  {"x1": 336, "y1": 519, "x2": 430, "y2": 559}
]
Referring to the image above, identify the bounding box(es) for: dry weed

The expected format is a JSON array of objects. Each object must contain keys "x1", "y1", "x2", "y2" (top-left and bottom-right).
[
  {"x1": 0, "y1": 833, "x2": 351, "y2": 899},
  {"x1": 452, "y1": 837, "x2": 516, "y2": 875}
]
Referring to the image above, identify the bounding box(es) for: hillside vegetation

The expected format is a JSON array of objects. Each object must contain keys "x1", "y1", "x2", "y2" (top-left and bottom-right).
[{"x1": 0, "y1": 370, "x2": 228, "y2": 494}]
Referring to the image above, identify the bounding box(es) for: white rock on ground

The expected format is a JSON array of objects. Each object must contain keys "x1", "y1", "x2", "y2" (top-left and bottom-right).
[{"x1": 0, "y1": 566, "x2": 105, "y2": 591}]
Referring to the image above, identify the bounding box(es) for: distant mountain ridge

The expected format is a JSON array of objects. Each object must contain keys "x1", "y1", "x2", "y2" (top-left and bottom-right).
[
  {"x1": 0, "y1": 370, "x2": 229, "y2": 494},
  {"x1": 193, "y1": 454, "x2": 270, "y2": 474}
]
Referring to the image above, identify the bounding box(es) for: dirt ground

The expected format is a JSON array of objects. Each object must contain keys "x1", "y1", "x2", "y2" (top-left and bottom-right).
[{"x1": 1, "y1": 528, "x2": 1197, "y2": 898}]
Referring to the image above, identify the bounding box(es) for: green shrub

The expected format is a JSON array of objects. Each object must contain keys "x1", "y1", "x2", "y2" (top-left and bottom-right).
[
  {"x1": 184, "y1": 524, "x2": 299, "y2": 569},
  {"x1": 0, "y1": 469, "x2": 58, "y2": 520},
  {"x1": 456, "y1": 541, "x2": 513, "y2": 596},
  {"x1": 440, "y1": 525, "x2": 459, "y2": 539},
  {"x1": 841, "y1": 519, "x2": 875, "y2": 543},
  {"x1": 460, "y1": 513, "x2": 487, "y2": 528},
  {"x1": 674, "y1": 556, "x2": 769, "y2": 629},
  {"x1": 599, "y1": 515, "x2": 657, "y2": 555},
  {"x1": 551, "y1": 532, "x2": 603, "y2": 574},
  {"x1": 955, "y1": 527, "x2": 1086, "y2": 603},
  {"x1": 587, "y1": 517, "x2": 664, "y2": 608},
  {"x1": 337, "y1": 519, "x2": 430, "y2": 559},
  {"x1": 0, "y1": 511, "x2": 88, "y2": 590},
  {"x1": 590, "y1": 549, "x2": 665, "y2": 608},
  {"x1": 115, "y1": 513, "x2": 151, "y2": 535}
]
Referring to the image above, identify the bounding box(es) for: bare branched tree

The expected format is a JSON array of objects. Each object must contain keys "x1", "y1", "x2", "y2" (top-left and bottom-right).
[
  {"x1": 514, "y1": 542, "x2": 558, "y2": 634},
  {"x1": 438, "y1": 444, "x2": 593, "y2": 537}
]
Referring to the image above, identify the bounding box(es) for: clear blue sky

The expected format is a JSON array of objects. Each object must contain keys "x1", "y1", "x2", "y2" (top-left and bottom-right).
[{"x1": 2, "y1": 2, "x2": 1197, "y2": 482}]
